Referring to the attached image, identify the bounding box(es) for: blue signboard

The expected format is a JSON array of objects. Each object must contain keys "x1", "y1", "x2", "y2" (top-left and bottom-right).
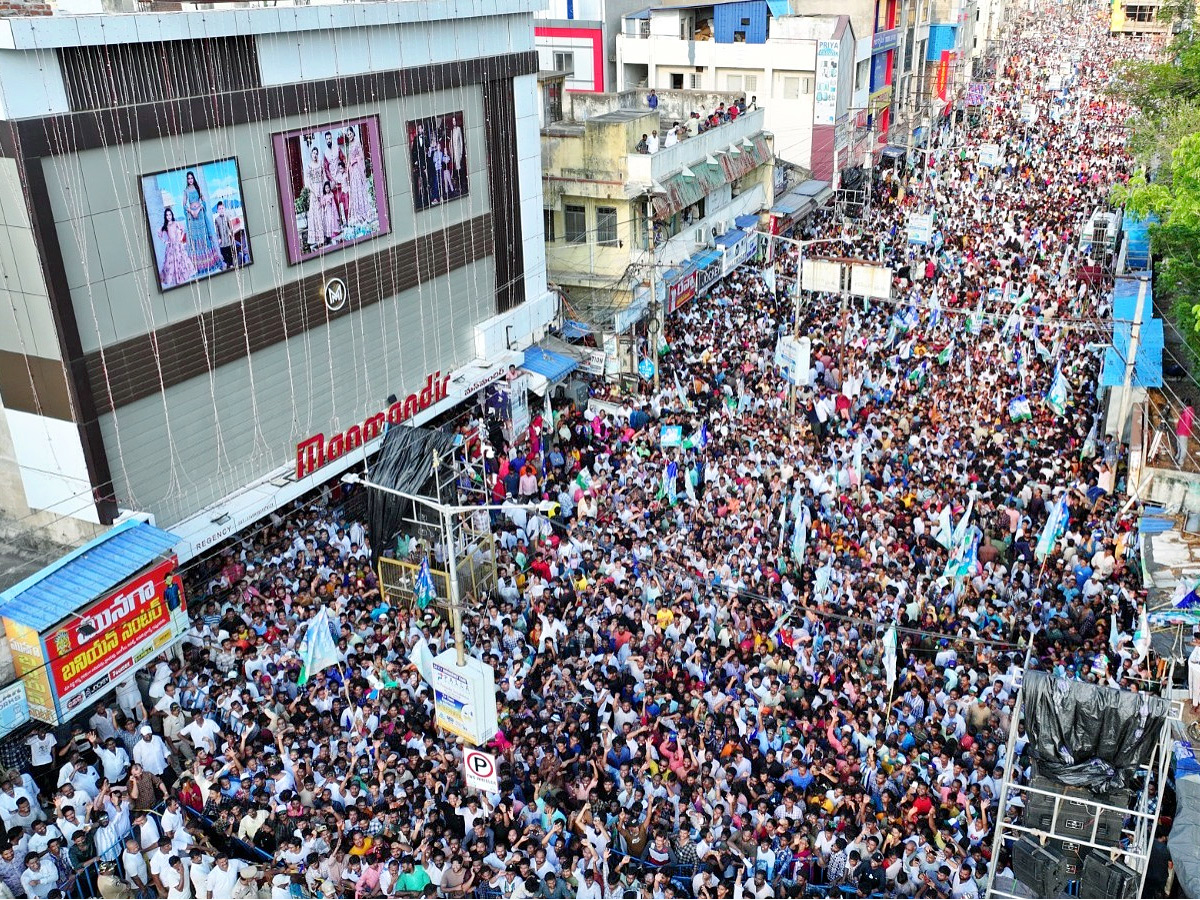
[{"x1": 638, "y1": 358, "x2": 655, "y2": 380}]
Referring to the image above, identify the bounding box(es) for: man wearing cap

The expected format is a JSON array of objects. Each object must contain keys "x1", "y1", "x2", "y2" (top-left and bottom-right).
[{"x1": 132, "y1": 726, "x2": 172, "y2": 782}]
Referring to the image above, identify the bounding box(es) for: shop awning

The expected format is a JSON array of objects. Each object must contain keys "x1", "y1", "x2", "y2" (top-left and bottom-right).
[
  {"x1": 714, "y1": 228, "x2": 747, "y2": 248},
  {"x1": 652, "y1": 134, "x2": 771, "y2": 218},
  {"x1": 0, "y1": 520, "x2": 180, "y2": 631},
  {"x1": 522, "y1": 347, "x2": 578, "y2": 385},
  {"x1": 771, "y1": 179, "x2": 833, "y2": 219},
  {"x1": 692, "y1": 248, "x2": 723, "y2": 269},
  {"x1": 734, "y1": 214, "x2": 760, "y2": 229},
  {"x1": 881, "y1": 145, "x2": 906, "y2": 159}
]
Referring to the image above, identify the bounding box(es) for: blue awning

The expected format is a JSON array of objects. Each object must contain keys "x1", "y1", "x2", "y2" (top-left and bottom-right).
[
  {"x1": 714, "y1": 228, "x2": 747, "y2": 248},
  {"x1": 691, "y1": 248, "x2": 723, "y2": 268},
  {"x1": 765, "y1": 0, "x2": 790, "y2": 16},
  {"x1": 561, "y1": 319, "x2": 591, "y2": 341},
  {"x1": 522, "y1": 347, "x2": 578, "y2": 384},
  {"x1": 881, "y1": 145, "x2": 906, "y2": 159},
  {"x1": 0, "y1": 520, "x2": 180, "y2": 632},
  {"x1": 734, "y1": 214, "x2": 760, "y2": 229}
]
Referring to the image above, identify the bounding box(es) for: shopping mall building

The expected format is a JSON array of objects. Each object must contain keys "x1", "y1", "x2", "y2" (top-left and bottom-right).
[{"x1": 0, "y1": 0, "x2": 555, "y2": 562}]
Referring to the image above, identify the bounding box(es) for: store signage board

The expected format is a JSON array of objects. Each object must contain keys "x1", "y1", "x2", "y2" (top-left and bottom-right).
[
  {"x1": 814, "y1": 40, "x2": 840, "y2": 126},
  {"x1": 907, "y1": 213, "x2": 934, "y2": 246},
  {"x1": 432, "y1": 650, "x2": 498, "y2": 746},
  {"x1": 0, "y1": 682, "x2": 30, "y2": 738},
  {"x1": 6, "y1": 556, "x2": 188, "y2": 724}
]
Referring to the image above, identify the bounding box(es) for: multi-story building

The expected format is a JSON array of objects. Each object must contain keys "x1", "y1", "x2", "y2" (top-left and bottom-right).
[
  {"x1": 541, "y1": 89, "x2": 772, "y2": 317},
  {"x1": 1110, "y1": 0, "x2": 1171, "y2": 34},
  {"x1": 534, "y1": 0, "x2": 653, "y2": 93},
  {"x1": 615, "y1": 3, "x2": 861, "y2": 180},
  {"x1": 0, "y1": 0, "x2": 556, "y2": 556}
]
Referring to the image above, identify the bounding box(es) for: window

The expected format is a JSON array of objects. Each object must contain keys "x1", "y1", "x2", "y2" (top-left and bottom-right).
[
  {"x1": 680, "y1": 15, "x2": 695, "y2": 39},
  {"x1": 596, "y1": 206, "x2": 618, "y2": 245},
  {"x1": 740, "y1": 16, "x2": 750, "y2": 24},
  {"x1": 734, "y1": 30, "x2": 747, "y2": 41},
  {"x1": 543, "y1": 81, "x2": 563, "y2": 125},
  {"x1": 1124, "y1": 4, "x2": 1156, "y2": 20},
  {"x1": 544, "y1": 209, "x2": 556, "y2": 243},
  {"x1": 565, "y1": 205, "x2": 586, "y2": 244},
  {"x1": 671, "y1": 73, "x2": 684, "y2": 89},
  {"x1": 554, "y1": 51, "x2": 575, "y2": 75},
  {"x1": 689, "y1": 73, "x2": 701, "y2": 89},
  {"x1": 745, "y1": 74, "x2": 758, "y2": 91},
  {"x1": 727, "y1": 74, "x2": 743, "y2": 91},
  {"x1": 781, "y1": 75, "x2": 811, "y2": 98}
]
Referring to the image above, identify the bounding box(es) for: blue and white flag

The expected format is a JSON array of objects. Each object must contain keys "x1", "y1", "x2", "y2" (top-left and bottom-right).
[
  {"x1": 1035, "y1": 494, "x2": 1069, "y2": 562},
  {"x1": 1046, "y1": 367, "x2": 1070, "y2": 417},
  {"x1": 414, "y1": 557, "x2": 437, "y2": 610},
  {"x1": 1009, "y1": 396, "x2": 1032, "y2": 422},
  {"x1": 933, "y1": 505, "x2": 954, "y2": 549},
  {"x1": 298, "y1": 607, "x2": 342, "y2": 686}
]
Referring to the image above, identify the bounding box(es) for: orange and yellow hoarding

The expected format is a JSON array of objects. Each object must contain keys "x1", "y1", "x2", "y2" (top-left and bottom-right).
[{"x1": 5, "y1": 556, "x2": 187, "y2": 724}]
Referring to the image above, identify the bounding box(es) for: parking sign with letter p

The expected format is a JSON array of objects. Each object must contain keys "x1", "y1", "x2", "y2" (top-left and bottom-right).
[{"x1": 464, "y1": 747, "x2": 499, "y2": 792}]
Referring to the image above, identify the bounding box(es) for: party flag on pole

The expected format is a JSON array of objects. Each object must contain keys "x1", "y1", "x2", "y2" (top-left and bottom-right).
[
  {"x1": 298, "y1": 608, "x2": 342, "y2": 686},
  {"x1": 414, "y1": 558, "x2": 437, "y2": 610},
  {"x1": 1009, "y1": 396, "x2": 1032, "y2": 422},
  {"x1": 1035, "y1": 494, "x2": 1069, "y2": 562}
]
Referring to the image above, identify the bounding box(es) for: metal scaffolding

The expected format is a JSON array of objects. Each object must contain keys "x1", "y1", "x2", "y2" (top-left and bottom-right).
[{"x1": 984, "y1": 665, "x2": 1182, "y2": 899}]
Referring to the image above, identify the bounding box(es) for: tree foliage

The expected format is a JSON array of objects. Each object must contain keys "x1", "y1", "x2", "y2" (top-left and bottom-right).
[{"x1": 1113, "y1": 14, "x2": 1200, "y2": 348}]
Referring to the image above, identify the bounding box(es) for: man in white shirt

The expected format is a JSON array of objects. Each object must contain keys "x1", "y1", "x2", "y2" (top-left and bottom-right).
[
  {"x1": 160, "y1": 855, "x2": 192, "y2": 899},
  {"x1": 91, "y1": 734, "x2": 131, "y2": 783},
  {"x1": 132, "y1": 726, "x2": 172, "y2": 778},
  {"x1": 20, "y1": 853, "x2": 58, "y2": 899},
  {"x1": 25, "y1": 728, "x2": 56, "y2": 793},
  {"x1": 122, "y1": 837, "x2": 152, "y2": 897},
  {"x1": 180, "y1": 712, "x2": 224, "y2": 756},
  {"x1": 204, "y1": 854, "x2": 244, "y2": 899}
]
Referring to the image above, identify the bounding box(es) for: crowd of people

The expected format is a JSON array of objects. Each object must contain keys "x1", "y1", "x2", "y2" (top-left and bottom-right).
[
  {"x1": 636, "y1": 95, "x2": 756, "y2": 154},
  {"x1": 0, "y1": 2, "x2": 1179, "y2": 899}
]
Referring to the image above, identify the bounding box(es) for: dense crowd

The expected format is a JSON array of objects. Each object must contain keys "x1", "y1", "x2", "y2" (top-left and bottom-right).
[{"x1": 0, "y1": 3, "x2": 1177, "y2": 900}]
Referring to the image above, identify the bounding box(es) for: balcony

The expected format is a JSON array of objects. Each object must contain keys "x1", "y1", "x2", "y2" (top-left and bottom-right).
[{"x1": 627, "y1": 107, "x2": 767, "y2": 186}]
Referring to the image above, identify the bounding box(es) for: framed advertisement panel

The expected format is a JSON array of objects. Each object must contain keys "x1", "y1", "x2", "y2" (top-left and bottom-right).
[
  {"x1": 406, "y1": 111, "x2": 469, "y2": 212},
  {"x1": 140, "y1": 157, "x2": 252, "y2": 292},
  {"x1": 272, "y1": 116, "x2": 391, "y2": 264}
]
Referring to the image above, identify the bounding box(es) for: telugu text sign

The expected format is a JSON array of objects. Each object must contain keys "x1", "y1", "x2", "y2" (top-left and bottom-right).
[{"x1": 46, "y1": 556, "x2": 188, "y2": 714}]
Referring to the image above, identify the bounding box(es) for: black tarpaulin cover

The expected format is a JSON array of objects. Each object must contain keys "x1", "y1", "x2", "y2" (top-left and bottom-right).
[
  {"x1": 1023, "y1": 669, "x2": 1169, "y2": 793},
  {"x1": 365, "y1": 425, "x2": 458, "y2": 559}
]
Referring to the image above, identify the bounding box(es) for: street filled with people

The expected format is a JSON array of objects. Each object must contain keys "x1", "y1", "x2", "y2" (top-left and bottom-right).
[{"x1": 0, "y1": 2, "x2": 1176, "y2": 899}]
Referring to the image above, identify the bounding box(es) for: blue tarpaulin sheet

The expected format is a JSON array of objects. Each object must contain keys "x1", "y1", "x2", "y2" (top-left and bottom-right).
[
  {"x1": 691, "y1": 248, "x2": 723, "y2": 269},
  {"x1": 522, "y1": 347, "x2": 578, "y2": 384},
  {"x1": 1100, "y1": 276, "x2": 1163, "y2": 388},
  {"x1": 734, "y1": 214, "x2": 760, "y2": 229},
  {"x1": 561, "y1": 320, "x2": 591, "y2": 341},
  {"x1": 0, "y1": 520, "x2": 180, "y2": 632}
]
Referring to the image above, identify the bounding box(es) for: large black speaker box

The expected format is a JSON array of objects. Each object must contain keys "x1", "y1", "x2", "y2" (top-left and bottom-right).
[
  {"x1": 1079, "y1": 853, "x2": 1139, "y2": 899},
  {"x1": 1023, "y1": 775, "x2": 1128, "y2": 847},
  {"x1": 1013, "y1": 836, "x2": 1069, "y2": 896}
]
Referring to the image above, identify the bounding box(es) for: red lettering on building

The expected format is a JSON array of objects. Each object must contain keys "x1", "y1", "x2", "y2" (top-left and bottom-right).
[{"x1": 296, "y1": 370, "x2": 446, "y2": 479}]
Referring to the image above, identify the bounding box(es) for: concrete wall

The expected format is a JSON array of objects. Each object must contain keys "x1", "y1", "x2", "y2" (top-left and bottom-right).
[{"x1": 99, "y1": 259, "x2": 495, "y2": 527}]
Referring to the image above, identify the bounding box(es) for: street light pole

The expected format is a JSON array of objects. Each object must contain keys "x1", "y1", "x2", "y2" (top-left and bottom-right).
[
  {"x1": 341, "y1": 471, "x2": 542, "y2": 669},
  {"x1": 773, "y1": 234, "x2": 854, "y2": 432}
]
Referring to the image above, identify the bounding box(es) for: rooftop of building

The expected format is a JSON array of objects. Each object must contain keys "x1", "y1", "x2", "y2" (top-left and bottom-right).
[{"x1": 0, "y1": 0, "x2": 546, "y2": 49}]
